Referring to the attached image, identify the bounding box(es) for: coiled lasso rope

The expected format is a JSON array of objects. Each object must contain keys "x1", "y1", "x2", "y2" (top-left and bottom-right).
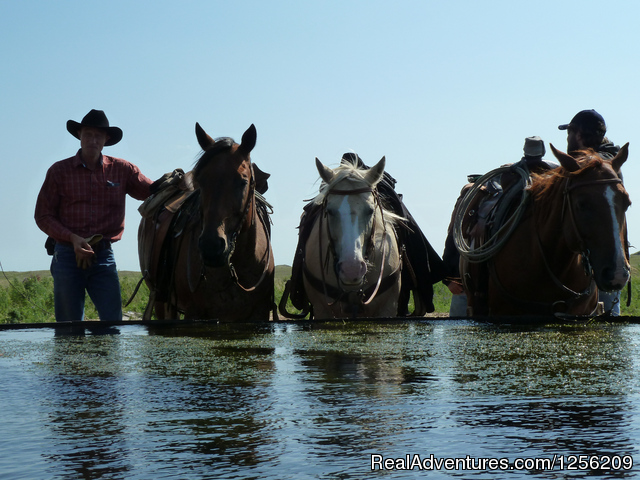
[{"x1": 453, "y1": 165, "x2": 532, "y2": 263}]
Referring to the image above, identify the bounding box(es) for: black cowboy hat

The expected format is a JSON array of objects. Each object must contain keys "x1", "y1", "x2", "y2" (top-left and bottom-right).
[{"x1": 66, "y1": 109, "x2": 123, "y2": 146}]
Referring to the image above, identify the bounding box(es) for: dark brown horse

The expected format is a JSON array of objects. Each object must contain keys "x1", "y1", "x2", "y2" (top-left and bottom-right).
[
  {"x1": 459, "y1": 144, "x2": 630, "y2": 316},
  {"x1": 138, "y1": 124, "x2": 275, "y2": 320}
]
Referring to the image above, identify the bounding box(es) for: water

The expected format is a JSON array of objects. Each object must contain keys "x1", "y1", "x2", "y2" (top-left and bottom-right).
[{"x1": 0, "y1": 319, "x2": 639, "y2": 479}]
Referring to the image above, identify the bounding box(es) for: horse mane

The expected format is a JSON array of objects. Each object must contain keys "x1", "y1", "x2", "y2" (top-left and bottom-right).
[
  {"x1": 529, "y1": 150, "x2": 608, "y2": 201},
  {"x1": 311, "y1": 161, "x2": 405, "y2": 225},
  {"x1": 193, "y1": 137, "x2": 235, "y2": 178}
]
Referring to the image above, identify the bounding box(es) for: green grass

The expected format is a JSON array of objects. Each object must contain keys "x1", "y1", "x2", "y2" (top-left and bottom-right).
[
  {"x1": 0, "y1": 270, "x2": 151, "y2": 324},
  {"x1": 1, "y1": 257, "x2": 639, "y2": 323}
]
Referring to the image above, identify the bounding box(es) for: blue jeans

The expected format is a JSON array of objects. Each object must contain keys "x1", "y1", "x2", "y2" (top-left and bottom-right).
[
  {"x1": 449, "y1": 293, "x2": 468, "y2": 317},
  {"x1": 599, "y1": 290, "x2": 621, "y2": 316},
  {"x1": 50, "y1": 243, "x2": 122, "y2": 322}
]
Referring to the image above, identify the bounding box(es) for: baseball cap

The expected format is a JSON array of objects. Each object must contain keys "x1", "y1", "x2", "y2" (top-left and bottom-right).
[{"x1": 558, "y1": 109, "x2": 606, "y2": 136}]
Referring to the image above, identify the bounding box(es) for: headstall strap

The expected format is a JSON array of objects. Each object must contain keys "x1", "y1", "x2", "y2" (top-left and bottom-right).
[
  {"x1": 565, "y1": 177, "x2": 622, "y2": 193},
  {"x1": 326, "y1": 186, "x2": 374, "y2": 196}
]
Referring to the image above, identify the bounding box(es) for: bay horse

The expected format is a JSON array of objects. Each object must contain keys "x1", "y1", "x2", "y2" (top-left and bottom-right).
[
  {"x1": 459, "y1": 143, "x2": 630, "y2": 316},
  {"x1": 302, "y1": 157, "x2": 404, "y2": 318},
  {"x1": 138, "y1": 124, "x2": 275, "y2": 321}
]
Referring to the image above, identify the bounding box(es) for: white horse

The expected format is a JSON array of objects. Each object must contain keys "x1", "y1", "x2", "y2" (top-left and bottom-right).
[{"x1": 302, "y1": 157, "x2": 404, "y2": 318}]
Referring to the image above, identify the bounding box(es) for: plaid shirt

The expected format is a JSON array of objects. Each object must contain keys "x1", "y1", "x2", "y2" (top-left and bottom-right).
[{"x1": 35, "y1": 150, "x2": 152, "y2": 243}]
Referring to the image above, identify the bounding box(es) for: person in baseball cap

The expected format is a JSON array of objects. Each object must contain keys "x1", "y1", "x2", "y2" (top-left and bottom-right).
[
  {"x1": 559, "y1": 109, "x2": 625, "y2": 315},
  {"x1": 558, "y1": 109, "x2": 617, "y2": 157}
]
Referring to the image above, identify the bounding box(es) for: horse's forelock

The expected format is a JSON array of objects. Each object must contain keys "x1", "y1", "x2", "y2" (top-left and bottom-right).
[
  {"x1": 311, "y1": 163, "x2": 371, "y2": 205},
  {"x1": 567, "y1": 152, "x2": 608, "y2": 176},
  {"x1": 312, "y1": 163, "x2": 405, "y2": 225},
  {"x1": 193, "y1": 137, "x2": 236, "y2": 178}
]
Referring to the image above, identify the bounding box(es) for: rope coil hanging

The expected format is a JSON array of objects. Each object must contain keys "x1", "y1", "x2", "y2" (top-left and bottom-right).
[{"x1": 453, "y1": 165, "x2": 532, "y2": 263}]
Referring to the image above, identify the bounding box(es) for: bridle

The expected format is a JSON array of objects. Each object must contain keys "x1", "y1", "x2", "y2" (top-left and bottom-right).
[
  {"x1": 304, "y1": 184, "x2": 400, "y2": 311},
  {"x1": 192, "y1": 163, "x2": 273, "y2": 293},
  {"x1": 562, "y1": 175, "x2": 623, "y2": 271},
  {"x1": 491, "y1": 174, "x2": 624, "y2": 315}
]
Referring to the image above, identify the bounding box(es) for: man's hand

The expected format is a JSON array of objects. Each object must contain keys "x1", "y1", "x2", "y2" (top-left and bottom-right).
[{"x1": 71, "y1": 234, "x2": 102, "y2": 269}]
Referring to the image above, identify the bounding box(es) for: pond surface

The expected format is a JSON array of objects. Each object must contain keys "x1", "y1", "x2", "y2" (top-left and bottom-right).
[{"x1": 1, "y1": 319, "x2": 639, "y2": 479}]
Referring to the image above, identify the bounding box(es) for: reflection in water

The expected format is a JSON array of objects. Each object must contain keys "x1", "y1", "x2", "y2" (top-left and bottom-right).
[
  {"x1": 0, "y1": 321, "x2": 638, "y2": 479},
  {"x1": 454, "y1": 398, "x2": 636, "y2": 463},
  {"x1": 41, "y1": 334, "x2": 132, "y2": 478}
]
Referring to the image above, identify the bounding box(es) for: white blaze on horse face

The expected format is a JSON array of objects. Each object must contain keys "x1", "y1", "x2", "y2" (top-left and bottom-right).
[
  {"x1": 333, "y1": 194, "x2": 369, "y2": 285},
  {"x1": 604, "y1": 185, "x2": 630, "y2": 287}
]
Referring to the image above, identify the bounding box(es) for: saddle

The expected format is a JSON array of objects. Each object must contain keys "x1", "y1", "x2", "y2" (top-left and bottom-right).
[
  {"x1": 138, "y1": 169, "x2": 199, "y2": 319},
  {"x1": 463, "y1": 179, "x2": 504, "y2": 250},
  {"x1": 459, "y1": 163, "x2": 533, "y2": 314}
]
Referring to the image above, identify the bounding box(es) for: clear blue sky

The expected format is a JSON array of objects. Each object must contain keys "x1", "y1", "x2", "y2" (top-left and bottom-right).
[{"x1": 1, "y1": 0, "x2": 639, "y2": 272}]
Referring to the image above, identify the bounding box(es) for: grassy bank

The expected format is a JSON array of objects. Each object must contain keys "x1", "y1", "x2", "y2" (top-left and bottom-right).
[{"x1": 2, "y1": 259, "x2": 639, "y2": 323}]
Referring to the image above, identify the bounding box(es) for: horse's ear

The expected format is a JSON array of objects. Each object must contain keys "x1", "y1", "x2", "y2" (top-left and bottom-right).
[
  {"x1": 363, "y1": 156, "x2": 386, "y2": 186},
  {"x1": 550, "y1": 143, "x2": 581, "y2": 172},
  {"x1": 316, "y1": 157, "x2": 335, "y2": 184},
  {"x1": 611, "y1": 142, "x2": 629, "y2": 174},
  {"x1": 239, "y1": 124, "x2": 257, "y2": 155},
  {"x1": 195, "y1": 122, "x2": 216, "y2": 150}
]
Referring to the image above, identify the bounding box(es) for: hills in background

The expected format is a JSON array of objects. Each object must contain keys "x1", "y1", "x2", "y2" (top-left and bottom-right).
[
  {"x1": 3, "y1": 255, "x2": 640, "y2": 288},
  {"x1": 0, "y1": 265, "x2": 293, "y2": 288}
]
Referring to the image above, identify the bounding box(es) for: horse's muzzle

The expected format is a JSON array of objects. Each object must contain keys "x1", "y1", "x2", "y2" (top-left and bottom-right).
[
  {"x1": 199, "y1": 234, "x2": 228, "y2": 268},
  {"x1": 596, "y1": 264, "x2": 630, "y2": 292},
  {"x1": 337, "y1": 260, "x2": 367, "y2": 287}
]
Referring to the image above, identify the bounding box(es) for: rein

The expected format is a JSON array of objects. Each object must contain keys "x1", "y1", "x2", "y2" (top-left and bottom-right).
[
  {"x1": 224, "y1": 165, "x2": 273, "y2": 293},
  {"x1": 228, "y1": 199, "x2": 273, "y2": 293}
]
